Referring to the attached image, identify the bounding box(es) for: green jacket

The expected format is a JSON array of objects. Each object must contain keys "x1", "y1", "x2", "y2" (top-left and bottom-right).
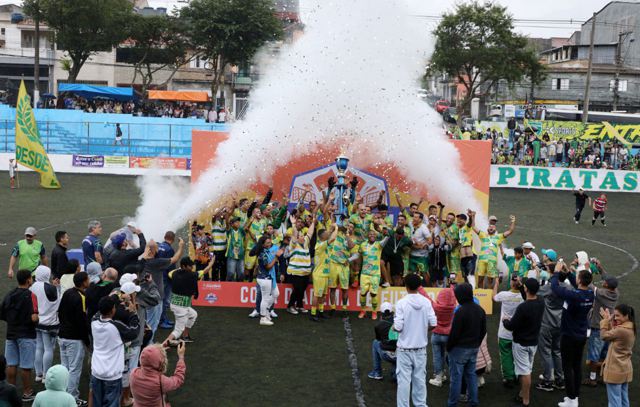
[{"x1": 33, "y1": 364, "x2": 76, "y2": 407}]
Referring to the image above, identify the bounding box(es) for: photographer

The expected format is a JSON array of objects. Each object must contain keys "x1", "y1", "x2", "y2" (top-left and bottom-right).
[{"x1": 130, "y1": 342, "x2": 186, "y2": 407}]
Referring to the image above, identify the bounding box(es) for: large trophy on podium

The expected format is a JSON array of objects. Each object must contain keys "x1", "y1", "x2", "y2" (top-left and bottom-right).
[{"x1": 333, "y1": 155, "x2": 350, "y2": 226}]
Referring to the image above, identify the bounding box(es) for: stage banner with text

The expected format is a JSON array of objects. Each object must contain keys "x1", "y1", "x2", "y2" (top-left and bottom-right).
[
  {"x1": 491, "y1": 165, "x2": 639, "y2": 193},
  {"x1": 130, "y1": 156, "x2": 187, "y2": 169},
  {"x1": 192, "y1": 282, "x2": 493, "y2": 314},
  {"x1": 72, "y1": 154, "x2": 104, "y2": 168},
  {"x1": 104, "y1": 155, "x2": 129, "y2": 168}
]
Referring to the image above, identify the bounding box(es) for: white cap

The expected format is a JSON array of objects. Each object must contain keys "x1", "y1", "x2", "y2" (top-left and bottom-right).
[
  {"x1": 24, "y1": 226, "x2": 37, "y2": 236},
  {"x1": 522, "y1": 242, "x2": 535, "y2": 249},
  {"x1": 120, "y1": 281, "x2": 141, "y2": 294},
  {"x1": 126, "y1": 221, "x2": 137, "y2": 229},
  {"x1": 380, "y1": 302, "x2": 393, "y2": 314},
  {"x1": 119, "y1": 273, "x2": 137, "y2": 285}
]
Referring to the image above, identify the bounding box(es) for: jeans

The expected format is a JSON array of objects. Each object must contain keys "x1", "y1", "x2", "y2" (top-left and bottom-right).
[
  {"x1": 226, "y1": 258, "x2": 244, "y2": 281},
  {"x1": 160, "y1": 276, "x2": 172, "y2": 325},
  {"x1": 431, "y1": 333, "x2": 448, "y2": 376},
  {"x1": 396, "y1": 347, "x2": 427, "y2": 407},
  {"x1": 91, "y1": 375, "x2": 122, "y2": 407},
  {"x1": 4, "y1": 338, "x2": 36, "y2": 369},
  {"x1": 257, "y1": 278, "x2": 279, "y2": 316},
  {"x1": 560, "y1": 335, "x2": 587, "y2": 400},
  {"x1": 59, "y1": 338, "x2": 85, "y2": 399},
  {"x1": 121, "y1": 345, "x2": 141, "y2": 388},
  {"x1": 146, "y1": 303, "x2": 163, "y2": 341},
  {"x1": 448, "y1": 347, "x2": 479, "y2": 407},
  {"x1": 35, "y1": 328, "x2": 57, "y2": 378},
  {"x1": 606, "y1": 382, "x2": 629, "y2": 407},
  {"x1": 538, "y1": 326, "x2": 564, "y2": 382},
  {"x1": 574, "y1": 205, "x2": 585, "y2": 222},
  {"x1": 212, "y1": 250, "x2": 227, "y2": 281},
  {"x1": 254, "y1": 282, "x2": 275, "y2": 313},
  {"x1": 371, "y1": 339, "x2": 396, "y2": 377}
]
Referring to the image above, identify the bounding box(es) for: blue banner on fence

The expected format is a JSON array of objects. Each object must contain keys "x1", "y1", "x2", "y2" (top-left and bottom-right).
[
  {"x1": 72, "y1": 154, "x2": 104, "y2": 167},
  {"x1": 186, "y1": 158, "x2": 192, "y2": 170}
]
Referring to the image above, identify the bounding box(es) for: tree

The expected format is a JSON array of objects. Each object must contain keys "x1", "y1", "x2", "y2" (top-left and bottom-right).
[
  {"x1": 180, "y1": 0, "x2": 283, "y2": 104},
  {"x1": 39, "y1": 0, "x2": 133, "y2": 82},
  {"x1": 119, "y1": 14, "x2": 189, "y2": 95},
  {"x1": 430, "y1": 2, "x2": 543, "y2": 125}
]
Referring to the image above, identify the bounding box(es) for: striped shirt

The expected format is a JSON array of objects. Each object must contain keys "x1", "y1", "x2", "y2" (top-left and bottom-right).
[
  {"x1": 211, "y1": 219, "x2": 227, "y2": 251},
  {"x1": 594, "y1": 197, "x2": 607, "y2": 212},
  {"x1": 313, "y1": 241, "x2": 330, "y2": 276},
  {"x1": 288, "y1": 236, "x2": 311, "y2": 276},
  {"x1": 360, "y1": 238, "x2": 388, "y2": 276},
  {"x1": 478, "y1": 232, "x2": 505, "y2": 261},
  {"x1": 329, "y1": 233, "x2": 350, "y2": 265}
]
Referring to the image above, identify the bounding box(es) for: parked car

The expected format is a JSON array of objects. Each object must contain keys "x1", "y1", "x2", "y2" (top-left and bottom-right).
[
  {"x1": 442, "y1": 107, "x2": 458, "y2": 124},
  {"x1": 434, "y1": 100, "x2": 450, "y2": 114}
]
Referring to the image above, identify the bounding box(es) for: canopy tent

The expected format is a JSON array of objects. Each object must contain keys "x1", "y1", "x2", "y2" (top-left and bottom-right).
[
  {"x1": 147, "y1": 90, "x2": 209, "y2": 102},
  {"x1": 58, "y1": 84, "x2": 134, "y2": 101}
]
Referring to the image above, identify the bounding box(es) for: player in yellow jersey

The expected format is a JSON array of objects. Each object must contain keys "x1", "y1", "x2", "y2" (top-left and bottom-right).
[
  {"x1": 243, "y1": 207, "x2": 267, "y2": 281},
  {"x1": 472, "y1": 214, "x2": 516, "y2": 289},
  {"x1": 456, "y1": 211, "x2": 476, "y2": 287},
  {"x1": 358, "y1": 223, "x2": 389, "y2": 320},
  {"x1": 310, "y1": 224, "x2": 338, "y2": 322},
  {"x1": 328, "y1": 222, "x2": 355, "y2": 317}
]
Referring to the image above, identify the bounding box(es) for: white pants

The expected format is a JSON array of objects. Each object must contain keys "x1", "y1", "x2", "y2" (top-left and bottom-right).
[
  {"x1": 170, "y1": 304, "x2": 197, "y2": 339},
  {"x1": 257, "y1": 278, "x2": 279, "y2": 316}
]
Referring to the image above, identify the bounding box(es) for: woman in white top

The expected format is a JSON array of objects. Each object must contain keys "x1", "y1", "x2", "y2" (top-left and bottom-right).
[{"x1": 30, "y1": 265, "x2": 61, "y2": 382}]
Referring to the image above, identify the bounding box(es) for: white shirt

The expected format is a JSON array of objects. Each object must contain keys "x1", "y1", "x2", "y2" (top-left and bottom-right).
[
  {"x1": 494, "y1": 290, "x2": 524, "y2": 340},
  {"x1": 411, "y1": 224, "x2": 430, "y2": 257},
  {"x1": 393, "y1": 293, "x2": 437, "y2": 349}
]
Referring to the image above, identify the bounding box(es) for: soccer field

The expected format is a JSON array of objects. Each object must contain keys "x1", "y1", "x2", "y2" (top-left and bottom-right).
[{"x1": 0, "y1": 172, "x2": 638, "y2": 406}]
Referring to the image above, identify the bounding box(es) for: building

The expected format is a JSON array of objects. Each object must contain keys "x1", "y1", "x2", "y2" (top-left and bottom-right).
[{"x1": 503, "y1": 1, "x2": 640, "y2": 112}]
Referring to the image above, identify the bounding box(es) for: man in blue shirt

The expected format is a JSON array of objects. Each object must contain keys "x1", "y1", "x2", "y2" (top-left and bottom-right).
[
  {"x1": 82, "y1": 220, "x2": 103, "y2": 267},
  {"x1": 157, "y1": 231, "x2": 176, "y2": 329}
]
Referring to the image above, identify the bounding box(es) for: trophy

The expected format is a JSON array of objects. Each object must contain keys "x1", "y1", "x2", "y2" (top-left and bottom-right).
[{"x1": 334, "y1": 155, "x2": 350, "y2": 226}]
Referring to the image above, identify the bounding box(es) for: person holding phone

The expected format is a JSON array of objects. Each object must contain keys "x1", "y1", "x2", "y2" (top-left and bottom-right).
[{"x1": 130, "y1": 342, "x2": 187, "y2": 407}]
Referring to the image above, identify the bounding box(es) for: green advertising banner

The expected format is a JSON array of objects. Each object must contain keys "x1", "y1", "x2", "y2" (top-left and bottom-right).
[{"x1": 491, "y1": 165, "x2": 640, "y2": 192}]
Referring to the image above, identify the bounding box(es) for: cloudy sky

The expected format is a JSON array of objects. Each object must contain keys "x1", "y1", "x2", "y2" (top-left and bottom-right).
[{"x1": 148, "y1": 0, "x2": 614, "y2": 38}]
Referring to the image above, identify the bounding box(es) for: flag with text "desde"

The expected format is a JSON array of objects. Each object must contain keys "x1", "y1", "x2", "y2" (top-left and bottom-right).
[{"x1": 15, "y1": 80, "x2": 61, "y2": 189}]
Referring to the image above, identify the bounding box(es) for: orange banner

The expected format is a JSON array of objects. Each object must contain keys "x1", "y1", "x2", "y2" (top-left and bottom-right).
[{"x1": 130, "y1": 157, "x2": 187, "y2": 169}]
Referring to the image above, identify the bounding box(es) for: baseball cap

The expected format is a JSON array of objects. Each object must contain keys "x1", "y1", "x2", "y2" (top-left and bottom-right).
[
  {"x1": 120, "y1": 281, "x2": 141, "y2": 294},
  {"x1": 541, "y1": 248, "x2": 558, "y2": 262},
  {"x1": 604, "y1": 276, "x2": 618, "y2": 289},
  {"x1": 380, "y1": 302, "x2": 393, "y2": 314},
  {"x1": 119, "y1": 273, "x2": 137, "y2": 285},
  {"x1": 522, "y1": 242, "x2": 535, "y2": 249},
  {"x1": 112, "y1": 233, "x2": 127, "y2": 247},
  {"x1": 126, "y1": 221, "x2": 137, "y2": 229},
  {"x1": 488, "y1": 215, "x2": 498, "y2": 222},
  {"x1": 24, "y1": 226, "x2": 37, "y2": 236}
]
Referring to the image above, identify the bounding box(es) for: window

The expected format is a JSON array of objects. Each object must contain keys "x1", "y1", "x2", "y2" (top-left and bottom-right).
[
  {"x1": 1, "y1": 28, "x2": 5, "y2": 35},
  {"x1": 552, "y1": 78, "x2": 570, "y2": 90},
  {"x1": 21, "y1": 31, "x2": 34, "y2": 48},
  {"x1": 189, "y1": 56, "x2": 209, "y2": 69},
  {"x1": 610, "y1": 80, "x2": 628, "y2": 92}
]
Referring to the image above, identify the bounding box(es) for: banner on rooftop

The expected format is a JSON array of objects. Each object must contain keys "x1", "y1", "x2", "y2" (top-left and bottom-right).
[
  {"x1": 15, "y1": 80, "x2": 61, "y2": 189},
  {"x1": 491, "y1": 165, "x2": 639, "y2": 193}
]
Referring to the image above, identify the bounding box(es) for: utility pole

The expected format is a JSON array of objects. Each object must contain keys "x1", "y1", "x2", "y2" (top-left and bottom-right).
[
  {"x1": 582, "y1": 13, "x2": 596, "y2": 124},
  {"x1": 613, "y1": 30, "x2": 632, "y2": 111},
  {"x1": 33, "y1": 0, "x2": 40, "y2": 107}
]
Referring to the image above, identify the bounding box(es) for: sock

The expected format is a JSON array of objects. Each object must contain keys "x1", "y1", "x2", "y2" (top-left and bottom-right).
[
  {"x1": 319, "y1": 303, "x2": 324, "y2": 312},
  {"x1": 331, "y1": 304, "x2": 336, "y2": 310},
  {"x1": 371, "y1": 296, "x2": 378, "y2": 311},
  {"x1": 360, "y1": 294, "x2": 366, "y2": 308},
  {"x1": 589, "y1": 372, "x2": 596, "y2": 380},
  {"x1": 311, "y1": 306, "x2": 317, "y2": 316}
]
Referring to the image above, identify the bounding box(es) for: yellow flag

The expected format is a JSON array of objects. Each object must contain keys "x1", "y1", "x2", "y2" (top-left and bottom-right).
[{"x1": 15, "y1": 80, "x2": 61, "y2": 188}]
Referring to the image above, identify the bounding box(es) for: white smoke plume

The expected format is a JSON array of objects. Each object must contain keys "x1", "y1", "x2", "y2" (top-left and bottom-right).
[{"x1": 135, "y1": 0, "x2": 484, "y2": 238}]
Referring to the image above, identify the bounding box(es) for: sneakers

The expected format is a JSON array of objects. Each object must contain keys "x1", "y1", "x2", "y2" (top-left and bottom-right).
[
  {"x1": 35, "y1": 375, "x2": 43, "y2": 383},
  {"x1": 248, "y1": 309, "x2": 260, "y2": 318},
  {"x1": 159, "y1": 322, "x2": 174, "y2": 329},
  {"x1": 478, "y1": 375, "x2": 485, "y2": 388},
  {"x1": 287, "y1": 306, "x2": 299, "y2": 315},
  {"x1": 381, "y1": 282, "x2": 390, "y2": 288},
  {"x1": 371, "y1": 311, "x2": 378, "y2": 320},
  {"x1": 270, "y1": 310, "x2": 278, "y2": 318},
  {"x1": 459, "y1": 394, "x2": 469, "y2": 403},
  {"x1": 358, "y1": 310, "x2": 366, "y2": 319},
  {"x1": 558, "y1": 397, "x2": 578, "y2": 407},
  {"x1": 428, "y1": 374, "x2": 444, "y2": 387},
  {"x1": 260, "y1": 317, "x2": 274, "y2": 326},
  {"x1": 554, "y1": 380, "x2": 566, "y2": 390},
  {"x1": 21, "y1": 392, "x2": 35, "y2": 402},
  {"x1": 367, "y1": 371, "x2": 383, "y2": 380},
  {"x1": 536, "y1": 380, "x2": 554, "y2": 392},
  {"x1": 76, "y1": 399, "x2": 89, "y2": 407},
  {"x1": 181, "y1": 336, "x2": 194, "y2": 343},
  {"x1": 297, "y1": 307, "x2": 308, "y2": 314},
  {"x1": 310, "y1": 314, "x2": 321, "y2": 322}
]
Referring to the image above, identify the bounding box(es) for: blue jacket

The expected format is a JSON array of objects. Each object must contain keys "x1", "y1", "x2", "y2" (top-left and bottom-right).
[
  {"x1": 257, "y1": 246, "x2": 278, "y2": 285},
  {"x1": 550, "y1": 273, "x2": 594, "y2": 339}
]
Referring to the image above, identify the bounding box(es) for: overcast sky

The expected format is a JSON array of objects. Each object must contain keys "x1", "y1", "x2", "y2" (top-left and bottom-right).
[{"x1": 147, "y1": 0, "x2": 615, "y2": 38}]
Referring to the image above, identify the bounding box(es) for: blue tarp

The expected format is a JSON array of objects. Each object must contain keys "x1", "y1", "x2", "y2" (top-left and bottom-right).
[{"x1": 58, "y1": 83, "x2": 134, "y2": 101}]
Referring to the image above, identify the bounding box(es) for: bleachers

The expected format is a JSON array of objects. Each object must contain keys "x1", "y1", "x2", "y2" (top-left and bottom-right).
[{"x1": 0, "y1": 105, "x2": 226, "y2": 158}]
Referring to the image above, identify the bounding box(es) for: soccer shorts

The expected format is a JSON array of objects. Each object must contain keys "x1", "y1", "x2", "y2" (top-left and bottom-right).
[
  {"x1": 447, "y1": 252, "x2": 461, "y2": 275},
  {"x1": 244, "y1": 250, "x2": 257, "y2": 270},
  {"x1": 329, "y1": 262, "x2": 349, "y2": 290},
  {"x1": 476, "y1": 259, "x2": 498, "y2": 278},
  {"x1": 409, "y1": 255, "x2": 428, "y2": 274},
  {"x1": 313, "y1": 274, "x2": 329, "y2": 298},
  {"x1": 360, "y1": 274, "x2": 380, "y2": 296}
]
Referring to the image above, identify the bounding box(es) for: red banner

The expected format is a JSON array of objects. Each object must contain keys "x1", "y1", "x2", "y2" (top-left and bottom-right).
[{"x1": 192, "y1": 282, "x2": 493, "y2": 314}]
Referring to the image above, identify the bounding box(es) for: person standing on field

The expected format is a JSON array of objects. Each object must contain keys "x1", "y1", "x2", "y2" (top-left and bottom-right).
[
  {"x1": 591, "y1": 193, "x2": 607, "y2": 227},
  {"x1": 572, "y1": 189, "x2": 590, "y2": 224}
]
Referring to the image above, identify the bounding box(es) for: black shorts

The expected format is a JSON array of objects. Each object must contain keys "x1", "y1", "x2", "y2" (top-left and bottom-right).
[
  {"x1": 388, "y1": 257, "x2": 405, "y2": 276},
  {"x1": 593, "y1": 210, "x2": 605, "y2": 219}
]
